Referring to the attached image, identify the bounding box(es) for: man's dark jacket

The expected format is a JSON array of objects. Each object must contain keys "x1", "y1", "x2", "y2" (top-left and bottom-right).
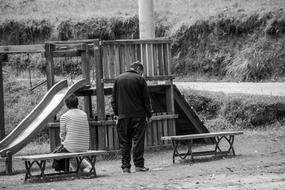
[{"x1": 111, "y1": 70, "x2": 152, "y2": 119}]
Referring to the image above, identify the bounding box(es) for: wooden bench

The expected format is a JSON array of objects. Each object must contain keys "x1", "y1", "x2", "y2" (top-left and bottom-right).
[
  {"x1": 161, "y1": 131, "x2": 243, "y2": 163},
  {"x1": 15, "y1": 150, "x2": 108, "y2": 182}
]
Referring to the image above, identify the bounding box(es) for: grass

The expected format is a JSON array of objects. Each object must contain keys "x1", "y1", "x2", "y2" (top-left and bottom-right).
[{"x1": 1, "y1": 0, "x2": 285, "y2": 24}]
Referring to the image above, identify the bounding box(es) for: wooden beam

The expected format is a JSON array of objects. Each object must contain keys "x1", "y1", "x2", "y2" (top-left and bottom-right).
[
  {"x1": 44, "y1": 43, "x2": 55, "y2": 90},
  {"x1": 0, "y1": 44, "x2": 44, "y2": 54},
  {"x1": 102, "y1": 38, "x2": 172, "y2": 45},
  {"x1": 81, "y1": 43, "x2": 93, "y2": 119},
  {"x1": 0, "y1": 54, "x2": 6, "y2": 140}
]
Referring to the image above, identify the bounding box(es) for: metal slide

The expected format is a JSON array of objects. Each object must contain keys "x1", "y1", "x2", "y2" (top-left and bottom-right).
[{"x1": 0, "y1": 79, "x2": 87, "y2": 157}]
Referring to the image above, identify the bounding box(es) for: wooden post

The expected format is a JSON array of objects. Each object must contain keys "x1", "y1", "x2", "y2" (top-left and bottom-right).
[
  {"x1": 44, "y1": 43, "x2": 55, "y2": 90},
  {"x1": 5, "y1": 151, "x2": 12, "y2": 175},
  {"x1": 94, "y1": 40, "x2": 106, "y2": 149},
  {"x1": 0, "y1": 54, "x2": 6, "y2": 140},
  {"x1": 81, "y1": 43, "x2": 93, "y2": 119},
  {"x1": 166, "y1": 81, "x2": 176, "y2": 136}
]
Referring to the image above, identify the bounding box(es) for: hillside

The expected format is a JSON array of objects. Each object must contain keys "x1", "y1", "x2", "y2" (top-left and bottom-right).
[{"x1": 1, "y1": 0, "x2": 285, "y2": 81}]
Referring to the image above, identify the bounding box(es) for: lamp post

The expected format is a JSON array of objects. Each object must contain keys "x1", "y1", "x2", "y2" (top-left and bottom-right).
[{"x1": 138, "y1": 0, "x2": 155, "y2": 39}]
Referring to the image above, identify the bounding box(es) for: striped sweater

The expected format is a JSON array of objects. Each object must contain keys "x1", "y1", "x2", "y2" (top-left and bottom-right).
[{"x1": 60, "y1": 109, "x2": 90, "y2": 152}]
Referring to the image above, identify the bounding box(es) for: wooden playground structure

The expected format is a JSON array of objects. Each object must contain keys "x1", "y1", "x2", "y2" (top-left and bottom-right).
[{"x1": 0, "y1": 38, "x2": 210, "y2": 174}]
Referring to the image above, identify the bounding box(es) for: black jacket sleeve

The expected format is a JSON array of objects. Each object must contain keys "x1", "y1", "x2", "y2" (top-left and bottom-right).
[
  {"x1": 111, "y1": 80, "x2": 118, "y2": 116},
  {"x1": 142, "y1": 78, "x2": 153, "y2": 118}
]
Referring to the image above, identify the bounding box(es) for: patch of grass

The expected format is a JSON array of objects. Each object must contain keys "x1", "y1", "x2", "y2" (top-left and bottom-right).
[{"x1": 181, "y1": 89, "x2": 285, "y2": 129}]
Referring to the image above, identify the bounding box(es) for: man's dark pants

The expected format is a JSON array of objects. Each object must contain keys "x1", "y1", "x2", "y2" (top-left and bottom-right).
[{"x1": 117, "y1": 117, "x2": 146, "y2": 169}]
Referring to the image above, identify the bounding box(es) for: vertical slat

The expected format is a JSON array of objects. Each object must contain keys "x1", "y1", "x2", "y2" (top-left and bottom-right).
[
  {"x1": 157, "y1": 115, "x2": 163, "y2": 145},
  {"x1": 102, "y1": 45, "x2": 108, "y2": 79},
  {"x1": 147, "y1": 118, "x2": 152, "y2": 146},
  {"x1": 119, "y1": 44, "x2": 124, "y2": 73},
  {"x1": 152, "y1": 119, "x2": 158, "y2": 146},
  {"x1": 163, "y1": 43, "x2": 169, "y2": 75},
  {"x1": 157, "y1": 44, "x2": 163, "y2": 76},
  {"x1": 152, "y1": 44, "x2": 158, "y2": 76},
  {"x1": 89, "y1": 124, "x2": 97, "y2": 150},
  {"x1": 162, "y1": 112, "x2": 169, "y2": 144},
  {"x1": 49, "y1": 126, "x2": 56, "y2": 152},
  {"x1": 114, "y1": 124, "x2": 120, "y2": 150},
  {"x1": 109, "y1": 45, "x2": 115, "y2": 79},
  {"x1": 137, "y1": 44, "x2": 141, "y2": 61},
  {"x1": 108, "y1": 125, "x2": 114, "y2": 150},
  {"x1": 97, "y1": 125, "x2": 106, "y2": 150},
  {"x1": 166, "y1": 82, "x2": 176, "y2": 136},
  {"x1": 114, "y1": 44, "x2": 120, "y2": 76},
  {"x1": 166, "y1": 43, "x2": 172, "y2": 75},
  {"x1": 141, "y1": 44, "x2": 147, "y2": 76},
  {"x1": 147, "y1": 44, "x2": 153, "y2": 77}
]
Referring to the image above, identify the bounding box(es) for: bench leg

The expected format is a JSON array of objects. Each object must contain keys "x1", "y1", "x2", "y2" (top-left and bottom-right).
[
  {"x1": 227, "y1": 135, "x2": 236, "y2": 156},
  {"x1": 85, "y1": 156, "x2": 97, "y2": 176},
  {"x1": 214, "y1": 135, "x2": 236, "y2": 156},
  {"x1": 24, "y1": 160, "x2": 46, "y2": 182},
  {"x1": 171, "y1": 140, "x2": 193, "y2": 163}
]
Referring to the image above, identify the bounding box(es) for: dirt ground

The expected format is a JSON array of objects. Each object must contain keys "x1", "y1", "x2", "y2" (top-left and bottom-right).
[{"x1": 1, "y1": 126, "x2": 285, "y2": 190}]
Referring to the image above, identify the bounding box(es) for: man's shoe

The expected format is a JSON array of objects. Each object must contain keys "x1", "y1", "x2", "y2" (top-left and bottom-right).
[
  {"x1": 135, "y1": 167, "x2": 149, "y2": 172},
  {"x1": 123, "y1": 168, "x2": 131, "y2": 173}
]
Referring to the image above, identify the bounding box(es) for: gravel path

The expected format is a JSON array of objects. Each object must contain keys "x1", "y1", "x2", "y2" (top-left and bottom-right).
[{"x1": 174, "y1": 82, "x2": 285, "y2": 96}]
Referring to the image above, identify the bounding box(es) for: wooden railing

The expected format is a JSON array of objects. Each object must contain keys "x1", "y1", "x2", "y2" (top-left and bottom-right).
[
  {"x1": 101, "y1": 38, "x2": 172, "y2": 79},
  {"x1": 48, "y1": 113, "x2": 178, "y2": 151}
]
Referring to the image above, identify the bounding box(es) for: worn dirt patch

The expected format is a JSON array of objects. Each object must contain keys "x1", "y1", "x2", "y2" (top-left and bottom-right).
[{"x1": 1, "y1": 127, "x2": 285, "y2": 190}]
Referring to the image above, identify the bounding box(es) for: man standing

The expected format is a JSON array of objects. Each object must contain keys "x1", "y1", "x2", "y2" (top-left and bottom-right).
[{"x1": 111, "y1": 61, "x2": 153, "y2": 173}]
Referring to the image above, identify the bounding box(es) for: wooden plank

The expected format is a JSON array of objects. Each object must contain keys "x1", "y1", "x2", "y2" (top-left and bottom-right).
[
  {"x1": 153, "y1": 44, "x2": 158, "y2": 76},
  {"x1": 162, "y1": 113, "x2": 169, "y2": 144},
  {"x1": 157, "y1": 115, "x2": 163, "y2": 145},
  {"x1": 108, "y1": 125, "x2": 114, "y2": 150},
  {"x1": 89, "y1": 125, "x2": 97, "y2": 150},
  {"x1": 136, "y1": 44, "x2": 141, "y2": 61},
  {"x1": 0, "y1": 55, "x2": 5, "y2": 140},
  {"x1": 163, "y1": 43, "x2": 169, "y2": 75},
  {"x1": 114, "y1": 124, "x2": 120, "y2": 150},
  {"x1": 141, "y1": 44, "x2": 147, "y2": 76},
  {"x1": 157, "y1": 44, "x2": 163, "y2": 75},
  {"x1": 147, "y1": 44, "x2": 153, "y2": 77},
  {"x1": 94, "y1": 40, "x2": 105, "y2": 120},
  {"x1": 49, "y1": 127, "x2": 56, "y2": 152},
  {"x1": 0, "y1": 44, "x2": 44, "y2": 54},
  {"x1": 161, "y1": 131, "x2": 244, "y2": 141},
  {"x1": 152, "y1": 119, "x2": 158, "y2": 146},
  {"x1": 147, "y1": 118, "x2": 152, "y2": 146},
  {"x1": 101, "y1": 38, "x2": 172, "y2": 45},
  {"x1": 166, "y1": 43, "x2": 172, "y2": 75},
  {"x1": 97, "y1": 125, "x2": 107, "y2": 149},
  {"x1": 16, "y1": 150, "x2": 108, "y2": 161},
  {"x1": 109, "y1": 45, "x2": 115, "y2": 79},
  {"x1": 114, "y1": 44, "x2": 120, "y2": 76}
]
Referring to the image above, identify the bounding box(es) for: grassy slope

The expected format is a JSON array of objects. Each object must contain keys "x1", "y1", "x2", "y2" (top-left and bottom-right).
[{"x1": 1, "y1": 0, "x2": 285, "y2": 25}]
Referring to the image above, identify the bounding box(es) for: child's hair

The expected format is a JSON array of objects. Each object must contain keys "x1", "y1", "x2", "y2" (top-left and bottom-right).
[
  {"x1": 65, "y1": 94, "x2": 78, "y2": 109},
  {"x1": 130, "y1": 61, "x2": 144, "y2": 70}
]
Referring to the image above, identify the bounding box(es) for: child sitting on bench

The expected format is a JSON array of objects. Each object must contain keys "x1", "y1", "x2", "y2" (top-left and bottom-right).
[{"x1": 52, "y1": 93, "x2": 91, "y2": 172}]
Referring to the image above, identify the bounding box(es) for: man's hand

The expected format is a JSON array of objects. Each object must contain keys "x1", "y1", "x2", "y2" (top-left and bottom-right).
[
  {"x1": 114, "y1": 115, "x2": 119, "y2": 125},
  {"x1": 146, "y1": 117, "x2": 152, "y2": 125}
]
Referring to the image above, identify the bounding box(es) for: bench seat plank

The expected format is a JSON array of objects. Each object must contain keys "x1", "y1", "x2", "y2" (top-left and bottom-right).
[
  {"x1": 161, "y1": 131, "x2": 243, "y2": 141},
  {"x1": 16, "y1": 150, "x2": 107, "y2": 161}
]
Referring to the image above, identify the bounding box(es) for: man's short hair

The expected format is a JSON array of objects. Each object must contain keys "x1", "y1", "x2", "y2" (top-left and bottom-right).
[
  {"x1": 65, "y1": 94, "x2": 78, "y2": 109},
  {"x1": 130, "y1": 61, "x2": 144, "y2": 70}
]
